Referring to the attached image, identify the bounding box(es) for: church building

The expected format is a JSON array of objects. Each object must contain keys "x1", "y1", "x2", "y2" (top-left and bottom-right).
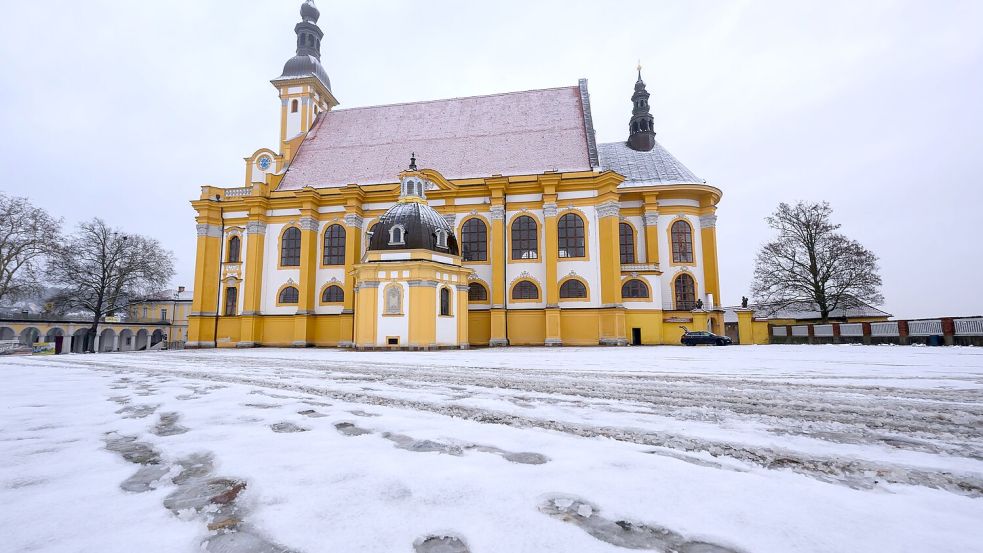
[{"x1": 188, "y1": 1, "x2": 724, "y2": 349}]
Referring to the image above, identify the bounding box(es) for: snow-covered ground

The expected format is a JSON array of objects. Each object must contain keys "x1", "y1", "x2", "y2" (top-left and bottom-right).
[{"x1": 2, "y1": 345, "x2": 982, "y2": 553}]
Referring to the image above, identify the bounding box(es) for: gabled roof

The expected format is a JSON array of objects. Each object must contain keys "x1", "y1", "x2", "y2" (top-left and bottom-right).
[
  {"x1": 278, "y1": 84, "x2": 596, "y2": 190},
  {"x1": 597, "y1": 140, "x2": 703, "y2": 187}
]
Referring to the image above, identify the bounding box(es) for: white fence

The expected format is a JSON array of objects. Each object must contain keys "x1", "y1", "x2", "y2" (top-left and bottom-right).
[
  {"x1": 871, "y1": 322, "x2": 900, "y2": 337},
  {"x1": 908, "y1": 320, "x2": 943, "y2": 336},
  {"x1": 791, "y1": 325, "x2": 809, "y2": 337},
  {"x1": 839, "y1": 323, "x2": 864, "y2": 337},
  {"x1": 955, "y1": 318, "x2": 983, "y2": 336},
  {"x1": 772, "y1": 326, "x2": 788, "y2": 337},
  {"x1": 814, "y1": 324, "x2": 834, "y2": 337},
  {"x1": 0, "y1": 340, "x2": 20, "y2": 354}
]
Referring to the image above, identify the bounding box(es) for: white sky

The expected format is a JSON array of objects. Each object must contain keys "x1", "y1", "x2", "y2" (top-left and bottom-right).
[{"x1": 1, "y1": 0, "x2": 981, "y2": 318}]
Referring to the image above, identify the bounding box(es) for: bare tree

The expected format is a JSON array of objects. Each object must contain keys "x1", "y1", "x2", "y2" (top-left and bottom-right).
[
  {"x1": 751, "y1": 201, "x2": 883, "y2": 321},
  {"x1": 47, "y1": 218, "x2": 175, "y2": 352},
  {"x1": 0, "y1": 192, "x2": 62, "y2": 305}
]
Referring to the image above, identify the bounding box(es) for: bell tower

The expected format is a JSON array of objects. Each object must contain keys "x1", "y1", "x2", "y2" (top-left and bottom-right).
[
  {"x1": 271, "y1": 1, "x2": 339, "y2": 156},
  {"x1": 627, "y1": 64, "x2": 656, "y2": 152}
]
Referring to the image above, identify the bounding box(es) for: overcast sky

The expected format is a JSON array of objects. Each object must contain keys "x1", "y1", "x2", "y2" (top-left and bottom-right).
[{"x1": 2, "y1": 0, "x2": 981, "y2": 318}]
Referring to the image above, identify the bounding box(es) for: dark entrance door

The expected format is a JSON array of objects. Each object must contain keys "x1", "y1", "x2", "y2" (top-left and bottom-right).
[{"x1": 631, "y1": 328, "x2": 642, "y2": 346}]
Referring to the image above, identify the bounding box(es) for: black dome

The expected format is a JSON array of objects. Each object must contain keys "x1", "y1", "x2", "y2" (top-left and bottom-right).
[
  {"x1": 278, "y1": 55, "x2": 332, "y2": 91},
  {"x1": 368, "y1": 202, "x2": 459, "y2": 255}
]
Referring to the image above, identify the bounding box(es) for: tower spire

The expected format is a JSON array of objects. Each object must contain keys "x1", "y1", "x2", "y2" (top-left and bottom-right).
[{"x1": 627, "y1": 65, "x2": 656, "y2": 152}]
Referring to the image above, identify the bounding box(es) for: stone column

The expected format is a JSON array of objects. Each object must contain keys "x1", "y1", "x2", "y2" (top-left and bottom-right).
[
  {"x1": 700, "y1": 213, "x2": 721, "y2": 305},
  {"x1": 597, "y1": 200, "x2": 627, "y2": 345},
  {"x1": 353, "y1": 280, "x2": 379, "y2": 349},
  {"x1": 456, "y1": 284, "x2": 470, "y2": 349},
  {"x1": 488, "y1": 202, "x2": 508, "y2": 347},
  {"x1": 543, "y1": 199, "x2": 562, "y2": 346},
  {"x1": 643, "y1": 193, "x2": 660, "y2": 264},
  {"x1": 188, "y1": 219, "x2": 223, "y2": 348},
  {"x1": 293, "y1": 213, "x2": 319, "y2": 346},
  {"x1": 339, "y1": 212, "x2": 363, "y2": 348},
  {"x1": 239, "y1": 218, "x2": 267, "y2": 347}
]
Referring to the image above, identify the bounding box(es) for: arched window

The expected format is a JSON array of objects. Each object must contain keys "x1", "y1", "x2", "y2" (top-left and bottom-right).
[
  {"x1": 619, "y1": 223, "x2": 635, "y2": 264},
  {"x1": 389, "y1": 225, "x2": 405, "y2": 246},
  {"x1": 440, "y1": 287, "x2": 451, "y2": 316},
  {"x1": 559, "y1": 279, "x2": 587, "y2": 299},
  {"x1": 434, "y1": 229, "x2": 449, "y2": 249},
  {"x1": 278, "y1": 286, "x2": 299, "y2": 304},
  {"x1": 280, "y1": 227, "x2": 301, "y2": 266},
  {"x1": 558, "y1": 213, "x2": 585, "y2": 258},
  {"x1": 322, "y1": 285, "x2": 344, "y2": 303},
  {"x1": 671, "y1": 220, "x2": 694, "y2": 263},
  {"x1": 461, "y1": 218, "x2": 487, "y2": 261},
  {"x1": 291, "y1": 99, "x2": 299, "y2": 113},
  {"x1": 468, "y1": 282, "x2": 488, "y2": 302},
  {"x1": 384, "y1": 284, "x2": 402, "y2": 314},
  {"x1": 621, "y1": 279, "x2": 650, "y2": 299},
  {"x1": 674, "y1": 274, "x2": 697, "y2": 310},
  {"x1": 511, "y1": 216, "x2": 538, "y2": 260},
  {"x1": 227, "y1": 236, "x2": 241, "y2": 263},
  {"x1": 224, "y1": 286, "x2": 238, "y2": 316},
  {"x1": 511, "y1": 280, "x2": 539, "y2": 301},
  {"x1": 322, "y1": 225, "x2": 346, "y2": 265}
]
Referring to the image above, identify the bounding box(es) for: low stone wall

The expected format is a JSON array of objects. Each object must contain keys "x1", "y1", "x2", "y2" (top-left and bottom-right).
[{"x1": 768, "y1": 317, "x2": 983, "y2": 346}]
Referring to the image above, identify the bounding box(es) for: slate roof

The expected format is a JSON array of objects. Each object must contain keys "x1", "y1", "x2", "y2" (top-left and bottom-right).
[
  {"x1": 597, "y1": 140, "x2": 703, "y2": 187},
  {"x1": 723, "y1": 302, "x2": 892, "y2": 323},
  {"x1": 367, "y1": 202, "x2": 460, "y2": 256},
  {"x1": 278, "y1": 85, "x2": 595, "y2": 190}
]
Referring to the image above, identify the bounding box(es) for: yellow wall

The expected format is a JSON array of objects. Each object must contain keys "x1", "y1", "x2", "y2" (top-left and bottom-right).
[
  {"x1": 559, "y1": 309, "x2": 601, "y2": 345},
  {"x1": 468, "y1": 310, "x2": 491, "y2": 346},
  {"x1": 506, "y1": 310, "x2": 547, "y2": 345}
]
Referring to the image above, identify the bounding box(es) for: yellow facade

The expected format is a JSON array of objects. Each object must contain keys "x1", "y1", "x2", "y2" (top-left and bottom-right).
[{"x1": 186, "y1": 2, "x2": 736, "y2": 349}]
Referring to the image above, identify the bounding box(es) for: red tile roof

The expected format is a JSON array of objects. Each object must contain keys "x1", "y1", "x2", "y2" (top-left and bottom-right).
[{"x1": 277, "y1": 85, "x2": 595, "y2": 190}]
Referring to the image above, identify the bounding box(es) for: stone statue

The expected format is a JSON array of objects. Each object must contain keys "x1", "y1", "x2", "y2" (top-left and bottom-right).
[
  {"x1": 741, "y1": 296, "x2": 749, "y2": 309},
  {"x1": 695, "y1": 298, "x2": 704, "y2": 310}
]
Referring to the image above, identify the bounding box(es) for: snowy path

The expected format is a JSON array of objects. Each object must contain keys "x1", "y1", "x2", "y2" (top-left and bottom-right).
[{"x1": 2, "y1": 346, "x2": 982, "y2": 552}]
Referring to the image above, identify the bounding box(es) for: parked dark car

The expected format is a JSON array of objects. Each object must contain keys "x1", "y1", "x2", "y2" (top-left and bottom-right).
[{"x1": 681, "y1": 330, "x2": 732, "y2": 346}]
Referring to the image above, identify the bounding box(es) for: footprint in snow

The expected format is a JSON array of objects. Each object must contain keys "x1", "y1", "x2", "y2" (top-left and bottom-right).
[
  {"x1": 104, "y1": 433, "x2": 162, "y2": 465},
  {"x1": 152, "y1": 412, "x2": 189, "y2": 436},
  {"x1": 116, "y1": 404, "x2": 159, "y2": 419},
  {"x1": 414, "y1": 535, "x2": 470, "y2": 553},
  {"x1": 297, "y1": 409, "x2": 327, "y2": 418},
  {"x1": 202, "y1": 527, "x2": 298, "y2": 553},
  {"x1": 270, "y1": 422, "x2": 308, "y2": 433},
  {"x1": 349, "y1": 410, "x2": 380, "y2": 417},
  {"x1": 243, "y1": 403, "x2": 282, "y2": 410},
  {"x1": 383, "y1": 433, "x2": 463, "y2": 456},
  {"x1": 539, "y1": 496, "x2": 744, "y2": 552},
  {"x1": 334, "y1": 422, "x2": 372, "y2": 436},
  {"x1": 467, "y1": 445, "x2": 548, "y2": 465}
]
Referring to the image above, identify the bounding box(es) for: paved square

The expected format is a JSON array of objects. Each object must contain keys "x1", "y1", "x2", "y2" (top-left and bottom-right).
[{"x1": 2, "y1": 346, "x2": 982, "y2": 552}]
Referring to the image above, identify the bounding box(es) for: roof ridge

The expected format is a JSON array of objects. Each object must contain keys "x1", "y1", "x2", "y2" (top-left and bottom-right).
[{"x1": 332, "y1": 84, "x2": 581, "y2": 113}]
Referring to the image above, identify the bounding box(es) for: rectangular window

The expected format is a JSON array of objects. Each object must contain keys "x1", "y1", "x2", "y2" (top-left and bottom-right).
[{"x1": 161, "y1": 309, "x2": 167, "y2": 321}]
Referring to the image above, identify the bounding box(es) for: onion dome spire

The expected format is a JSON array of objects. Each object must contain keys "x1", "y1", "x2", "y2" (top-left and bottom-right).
[
  {"x1": 627, "y1": 63, "x2": 656, "y2": 152},
  {"x1": 275, "y1": 1, "x2": 332, "y2": 92},
  {"x1": 300, "y1": 0, "x2": 320, "y2": 23}
]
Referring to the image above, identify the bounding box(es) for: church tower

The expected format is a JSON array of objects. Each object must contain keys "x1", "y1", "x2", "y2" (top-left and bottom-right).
[
  {"x1": 627, "y1": 66, "x2": 656, "y2": 152},
  {"x1": 272, "y1": 1, "x2": 339, "y2": 153}
]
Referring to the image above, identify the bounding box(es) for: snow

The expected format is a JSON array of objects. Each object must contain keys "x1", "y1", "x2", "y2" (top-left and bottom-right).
[{"x1": 1, "y1": 345, "x2": 982, "y2": 553}]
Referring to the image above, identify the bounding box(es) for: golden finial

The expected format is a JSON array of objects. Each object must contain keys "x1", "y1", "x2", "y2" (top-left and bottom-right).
[{"x1": 637, "y1": 60, "x2": 642, "y2": 73}]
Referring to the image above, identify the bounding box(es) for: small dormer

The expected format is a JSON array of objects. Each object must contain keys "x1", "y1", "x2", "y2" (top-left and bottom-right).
[{"x1": 389, "y1": 224, "x2": 406, "y2": 245}]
